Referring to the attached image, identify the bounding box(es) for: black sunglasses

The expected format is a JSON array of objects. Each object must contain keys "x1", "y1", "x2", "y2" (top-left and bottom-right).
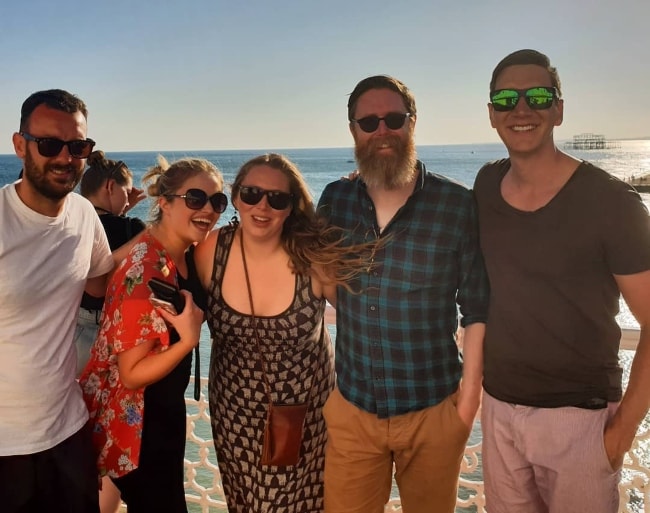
[
  {"x1": 166, "y1": 188, "x2": 228, "y2": 213},
  {"x1": 239, "y1": 186, "x2": 294, "y2": 210},
  {"x1": 20, "y1": 132, "x2": 96, "y2": 159},
  {"x1": 351, "y1": 112, "x2": 411, "y2": 133},
  {"x1": 490, "y1": 86, "x2": 558, "y2": 112}
]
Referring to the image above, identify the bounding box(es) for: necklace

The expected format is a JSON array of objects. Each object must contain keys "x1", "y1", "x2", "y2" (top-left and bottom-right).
[{"x1": 94, "y1": 206, "x2": 112, "y2": 215}]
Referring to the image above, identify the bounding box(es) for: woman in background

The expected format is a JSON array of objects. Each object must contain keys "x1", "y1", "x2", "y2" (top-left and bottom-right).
[
  {"x1": 75, "y1": 150, "x2": 147, "y2": 377},
  {"x1": 80, "y1": 156, "x2": 227, "y2": 513},
  {"x1": 194, "y1": 153, "x2": 377, "y2": 513}
]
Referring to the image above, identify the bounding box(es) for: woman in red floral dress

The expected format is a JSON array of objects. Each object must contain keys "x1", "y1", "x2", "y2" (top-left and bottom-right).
[{"x1": 79, "y1": 156, "x2": 227, "y2": 513}]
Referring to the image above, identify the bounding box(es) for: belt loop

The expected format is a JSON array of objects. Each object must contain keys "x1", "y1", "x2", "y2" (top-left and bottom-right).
[{"x1": 94, "y1": 309, "x2": 102, "y2": 325}]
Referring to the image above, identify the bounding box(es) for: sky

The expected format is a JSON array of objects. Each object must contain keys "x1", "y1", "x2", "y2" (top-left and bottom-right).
[{"x1": 1, "y1": 0, "x2": 648, "y2": 154}]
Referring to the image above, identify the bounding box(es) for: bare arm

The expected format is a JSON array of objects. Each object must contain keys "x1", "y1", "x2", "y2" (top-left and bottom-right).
[
  {"x1": 123, "y1": 186, "x2": 146, "y2": 214},
  {"x1": 117, "y1": 290, "x2": 203, "y2": 389},
  {"x1": 605, "y1": 270, "x2": 650, "y2": 468},
  {"x1": 456, "y1": 322, "x2": 486, "y2": 429},
  {"x1": 84, "y1": 274, "x2": 109, "y2": 297}
]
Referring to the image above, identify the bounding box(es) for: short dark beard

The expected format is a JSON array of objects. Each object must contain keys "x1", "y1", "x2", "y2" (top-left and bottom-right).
[
  {"x1": 23, "y1": 149, "x2": 82, "y2": 201},
  {"x1": 354, "y1": 132, "x2": 418, "y2": 190}
]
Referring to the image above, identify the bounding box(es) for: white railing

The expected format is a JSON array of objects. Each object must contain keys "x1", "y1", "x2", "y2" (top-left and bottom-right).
[{"x1": 182, "y1": 328, "x2": 649, "y2": 512}]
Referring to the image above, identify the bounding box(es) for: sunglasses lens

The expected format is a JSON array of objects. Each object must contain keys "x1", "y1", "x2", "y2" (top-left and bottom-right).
[
  {"x1": 184, "y1": 189, "x2": 208, "y2": 209},
  {"x1": 267, "y1": 191, "x2": 293, "y2": 210},
  {"x1": 525, "y1": 87, "x2": 555, "y2": 110},
  {"x1": 240, "y1": 187, "x2": 264, "y2": 206},
  {"x1": 356, "y1": 116, "x2": 380, "y2": 133},
  {"x1": 240, "y1": 187, "x2": 292, "y2": 210},
  {"x1": 68, "y1": 140, "x2": 95, "y2": 158},
  {"x1": 491, "y1": 87, "x2": 556, "y2": 111},
  {"x1": 383, "y1": 113, "x2": 408, "y2": 130},
  {"x1": 491, "y1": 90, "x2": 520, "y2": 111},
  {"x1": 37, "y1": 139, "x2": 65, "y2": 157},
  {"x1": 209, "y1": 192, "x2": 228, "y2": 213}
]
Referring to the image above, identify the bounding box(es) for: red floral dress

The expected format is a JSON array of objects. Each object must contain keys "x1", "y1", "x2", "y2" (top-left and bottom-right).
[{"x1": 79, "y1": 232, "x2": 178, "y2": 478}]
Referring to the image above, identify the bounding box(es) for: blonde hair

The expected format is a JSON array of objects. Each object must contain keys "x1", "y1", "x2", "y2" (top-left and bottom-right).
[{"x1": 142, "y1": 155, "x2": 224, "y2": 223}]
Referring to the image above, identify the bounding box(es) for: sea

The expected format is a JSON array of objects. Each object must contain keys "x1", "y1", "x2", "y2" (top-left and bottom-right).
[
  {"x1": 1, "y1": 140, "x2": 649, "y2": 375},
  {"x1": 2, "y1": 141, "x2": 649, "y2": 510}
]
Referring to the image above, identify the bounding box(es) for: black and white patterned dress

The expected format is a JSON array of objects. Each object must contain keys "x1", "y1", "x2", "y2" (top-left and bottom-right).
[{"x1": 206, "y1": 225, "x2": 334, "y2": 513}]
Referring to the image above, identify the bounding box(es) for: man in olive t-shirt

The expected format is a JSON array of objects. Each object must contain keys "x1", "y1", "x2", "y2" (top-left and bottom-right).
[{"x1": 474, "y1": 49, "x2": 650, "y2": 513}]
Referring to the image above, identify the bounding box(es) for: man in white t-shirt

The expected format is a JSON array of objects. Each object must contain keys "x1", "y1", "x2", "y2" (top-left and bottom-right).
[{"x1": 0, "y1": 89, "x2": 113, "y2": 513}]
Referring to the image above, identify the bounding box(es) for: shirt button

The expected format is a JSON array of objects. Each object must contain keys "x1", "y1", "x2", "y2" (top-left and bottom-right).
[{"x1": 370, "y1": 305, "x2": 376, "y2": 311}]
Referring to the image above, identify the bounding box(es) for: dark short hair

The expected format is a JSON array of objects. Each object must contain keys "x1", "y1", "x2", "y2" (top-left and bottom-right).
[
  {"x1": 19, "y1": 89, "x2": 88, "y2": 132},
  {"x1": 347, "y1": 75, "x2": 417, "y2": 121},
  {"x1": 490, "y1": 49, "x2": 562, "y2": 97}
]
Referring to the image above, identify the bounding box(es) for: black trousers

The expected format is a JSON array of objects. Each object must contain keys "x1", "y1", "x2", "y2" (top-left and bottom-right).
[
  {"x1": 0, "y1": 422, "x2": 99, "y2": 513},
  {"x1": 111, "y1": 355, "x2": 190, "y2": 513}
]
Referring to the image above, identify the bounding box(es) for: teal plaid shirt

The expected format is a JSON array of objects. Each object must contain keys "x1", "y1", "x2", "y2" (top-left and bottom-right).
[{"x1": 317, "y1": 161, "x2": 489, "y2": 418}]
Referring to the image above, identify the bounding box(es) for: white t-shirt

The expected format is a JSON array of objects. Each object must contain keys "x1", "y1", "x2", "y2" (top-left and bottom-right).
[{"x1": 0, "y1": 182, "x2": 113, "y2": 455}]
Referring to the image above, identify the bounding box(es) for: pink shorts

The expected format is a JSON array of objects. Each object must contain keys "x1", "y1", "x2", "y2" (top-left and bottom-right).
[{"x1": 481, "y1": 391, "x2": 620, "y2": 513}]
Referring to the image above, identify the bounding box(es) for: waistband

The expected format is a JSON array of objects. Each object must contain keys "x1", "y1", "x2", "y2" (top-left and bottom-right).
[
  {"x1": 77, "y1": 307, "x2": 102, "y2": 324},
  {"x1": 572, "y1": 397, "x2": 608, "y2": 410}
]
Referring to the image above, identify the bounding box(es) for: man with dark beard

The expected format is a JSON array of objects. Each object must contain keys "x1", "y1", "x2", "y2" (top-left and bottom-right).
[
  {"x1": 316, "y1": 75, "x2": 489, "y2": 513},
  {"x1": 0, "y1": 89, "x2": 113, "y2": 513}
]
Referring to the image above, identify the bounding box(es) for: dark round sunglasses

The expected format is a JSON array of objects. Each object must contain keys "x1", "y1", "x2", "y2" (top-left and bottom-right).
[
  {"x1": 166, "y1": 188, "x2": 228, "y2": 213},
  {"x1": 351, "y1": 112, "x2": 411, "y2": 133},
  {"x1": 20, "y1": 132, "x2": 96, "y2": 159},
  {"x1": 239, "y1": 186, "x2": 294, "y2": 210}
]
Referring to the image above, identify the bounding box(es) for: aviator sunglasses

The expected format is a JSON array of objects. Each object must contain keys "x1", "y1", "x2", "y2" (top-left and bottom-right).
[
  {"x1": 490, "y1": 86, "x2": 558, "y2": 112},
  {"x1": 351, "y1": 112, "x2": 411, "y2": 133},
  {"x1": 239, "y1": 186, "x2": 294, "y2": 210},
  {"x1": 166, "y1": 188, "x2": 228, "y2": 213},
  {"x1": 20, "y1": 132, "x2": 96, "y2": 159}
]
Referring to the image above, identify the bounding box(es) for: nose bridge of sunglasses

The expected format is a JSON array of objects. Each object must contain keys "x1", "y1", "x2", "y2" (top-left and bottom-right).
[
  {"x1": 374, "y1": 117, "x2": 392, "y2": 133},
  {"x1": 52, "y1": 139, "x2": 91, "y2": 159},
  {"x1": 52, "y1": 141, "x2": 75, "y2": 159}
]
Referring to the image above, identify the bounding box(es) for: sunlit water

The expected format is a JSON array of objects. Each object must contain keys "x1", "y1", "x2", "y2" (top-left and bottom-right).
[{"x1": 2, "y1": 141, "x2": 648, "y2": 511}]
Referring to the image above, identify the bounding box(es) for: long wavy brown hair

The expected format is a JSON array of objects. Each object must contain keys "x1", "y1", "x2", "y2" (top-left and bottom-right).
[{"x1": 232, "y1": 153, "x2": 379, "y2": 287}]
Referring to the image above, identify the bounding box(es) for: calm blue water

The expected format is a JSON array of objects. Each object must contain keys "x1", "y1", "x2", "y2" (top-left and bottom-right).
[
  {"x1": 4, "y1": 143, "x2": 649, "y2": 510},
  {"x1": 0, "y1": 144, "x2": 507, "y2": 224},
  {"x1": 2, "y1": 142, "x2": 649, "y2": 378}
]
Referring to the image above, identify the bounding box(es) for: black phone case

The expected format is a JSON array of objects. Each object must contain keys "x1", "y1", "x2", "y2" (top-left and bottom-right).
[{"x1": 147, "y1": 278, "x2": 186, "y2": 313}]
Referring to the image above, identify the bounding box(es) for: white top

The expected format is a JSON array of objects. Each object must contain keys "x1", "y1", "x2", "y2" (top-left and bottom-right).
[{"x1": 0, "y1": 182, "x2": 113, "y2": 455}]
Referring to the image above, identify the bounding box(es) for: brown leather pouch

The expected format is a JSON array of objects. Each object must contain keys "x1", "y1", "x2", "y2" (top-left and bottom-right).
[{"x1": 261, "y1": 402, "x2": 309, "y2": 466}]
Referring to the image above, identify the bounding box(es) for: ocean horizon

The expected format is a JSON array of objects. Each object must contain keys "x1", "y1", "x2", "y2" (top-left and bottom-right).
[
  {"x1": 2, "y1": 140, "x2": 649, "y2": 377},
  {"x1": 3, "y1": 140, "x2": 649, "y2": 510}
]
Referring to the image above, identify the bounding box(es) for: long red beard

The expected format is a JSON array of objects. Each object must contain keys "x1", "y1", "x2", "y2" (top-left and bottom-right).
[{"x1": 355, "y1": 133, "x2": 417, "y2": 189}]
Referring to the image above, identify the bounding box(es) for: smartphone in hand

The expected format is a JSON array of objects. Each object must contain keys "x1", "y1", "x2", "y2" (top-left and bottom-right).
[{"x1": 147, "y1": 278, "x2": 186, "y2": 315}]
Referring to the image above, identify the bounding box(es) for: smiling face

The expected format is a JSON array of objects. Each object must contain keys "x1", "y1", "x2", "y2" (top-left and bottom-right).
[
  {"x1": 159, "y1": 172, "x2": 223, "y2": 245},
  {"x1": 13, "y1": 104, "x2": 88, "y2": 213},
  {"x1": 488, "y1": 64, "x2": 564, "y2": 158},
  {"x1": 350, "y1": 88, "x2": 417, "y2": 189},
  {"x1": 233, "y1": 164, "x2": 292, "y2": 242}
]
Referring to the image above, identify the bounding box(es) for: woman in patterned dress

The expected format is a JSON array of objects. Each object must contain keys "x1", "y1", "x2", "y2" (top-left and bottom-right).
[
  {"x1": 194, "y1": 153, "x2": 376, "y2": 512},
  {"x1": 79, "y1": 156, "x2": 227, "y2": 513}
]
